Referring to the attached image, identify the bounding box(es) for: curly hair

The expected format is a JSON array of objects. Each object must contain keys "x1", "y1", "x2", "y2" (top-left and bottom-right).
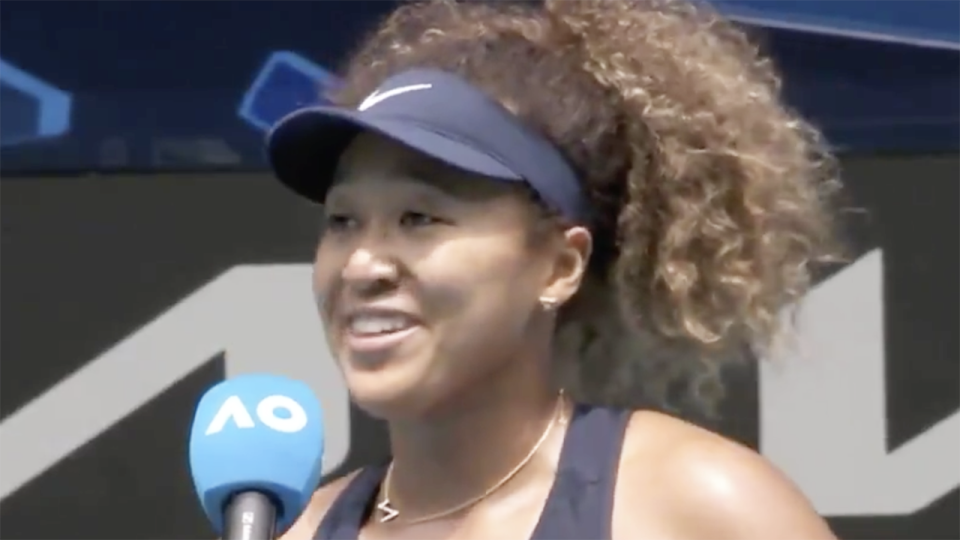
[{"x1": 329, "y1": 0, "x2": 843, "y2": 416}]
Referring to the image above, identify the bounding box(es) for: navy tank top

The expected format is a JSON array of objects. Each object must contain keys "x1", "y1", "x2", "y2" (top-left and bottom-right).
[{"x1": 315, "y1": 404, "x2": 632, "y2": 540}]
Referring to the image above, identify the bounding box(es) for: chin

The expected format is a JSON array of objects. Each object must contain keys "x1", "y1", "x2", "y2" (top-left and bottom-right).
[
  {"x1": 339, "y1": 353, "x2": 439, "y2": 420},
  {"x1": 347, "y1": 385, "x2": 437, "y2": 421}
]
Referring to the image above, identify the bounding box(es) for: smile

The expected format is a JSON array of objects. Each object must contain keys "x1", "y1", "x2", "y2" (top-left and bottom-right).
[{"x1": 344, "y1": 312, "x2": 421, "y2": 353}]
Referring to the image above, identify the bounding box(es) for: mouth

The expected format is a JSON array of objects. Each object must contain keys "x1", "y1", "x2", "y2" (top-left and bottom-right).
[{"x1": 343, "y1": 309, "x2": 422, "y2": 354}]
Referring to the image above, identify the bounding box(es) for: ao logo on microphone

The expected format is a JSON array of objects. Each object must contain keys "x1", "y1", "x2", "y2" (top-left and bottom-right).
[{"x1": 204, "y1": 395, "x2": 307, "y2": 435}]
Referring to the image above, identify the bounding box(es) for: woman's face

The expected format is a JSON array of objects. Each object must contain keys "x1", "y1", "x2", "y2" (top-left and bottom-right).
[{"x1": 313, "y1": 133, "x2": 587, "y2": 418}]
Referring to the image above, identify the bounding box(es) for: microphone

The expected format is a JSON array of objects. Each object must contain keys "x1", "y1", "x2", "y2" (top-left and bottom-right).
[{"x1": 188, "y1": 374, "x2": 325, "y2": 540}]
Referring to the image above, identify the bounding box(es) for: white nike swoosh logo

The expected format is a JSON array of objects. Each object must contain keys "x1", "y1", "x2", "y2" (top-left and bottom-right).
[{"x1": 357, "y1": 84, "x2": 433, "y2": 111}]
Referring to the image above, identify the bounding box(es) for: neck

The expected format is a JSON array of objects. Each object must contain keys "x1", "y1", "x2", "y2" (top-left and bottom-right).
[{"x1": 385, "y1": 348, "x2": 562, "y2": 519}]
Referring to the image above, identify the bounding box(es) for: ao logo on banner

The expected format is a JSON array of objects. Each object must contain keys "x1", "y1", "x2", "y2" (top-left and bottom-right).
[
  {"x1": 0, "y1": 250, "x2": 957, "y2": 518},
  {"x1": 0, "y1": 264, "x2": 350, "y2": 501},
  {"x1": 759, "y1": 250, "x2": 958, "y2": 516}
]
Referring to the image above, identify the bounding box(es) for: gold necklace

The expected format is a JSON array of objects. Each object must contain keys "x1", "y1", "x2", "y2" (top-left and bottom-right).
[{"x1": 376, "y1": 393, "x2": 566, "y2": 525}]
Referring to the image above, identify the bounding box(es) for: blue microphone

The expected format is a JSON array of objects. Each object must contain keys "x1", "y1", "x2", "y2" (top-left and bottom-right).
[{"x1": 188, "y1": 374, "x2": 324, "y2": 539}]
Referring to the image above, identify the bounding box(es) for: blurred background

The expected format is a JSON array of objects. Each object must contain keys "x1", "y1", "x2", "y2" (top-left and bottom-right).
[{"x1": 0, "y1": 1, "x2": 957, "y2": 538}]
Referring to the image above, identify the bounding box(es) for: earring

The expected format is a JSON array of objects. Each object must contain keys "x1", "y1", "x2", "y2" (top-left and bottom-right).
[{"x1": 539, "y1": 297, "x2": 559, "y2": 311}]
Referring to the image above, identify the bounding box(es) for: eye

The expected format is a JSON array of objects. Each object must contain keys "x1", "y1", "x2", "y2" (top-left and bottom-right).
[
  {"x1": 323, "y1": 213, "x2": 357, "y2": 232},
  {"x1": 400, "y1": 211, "x2": 442, "y2": 228}
]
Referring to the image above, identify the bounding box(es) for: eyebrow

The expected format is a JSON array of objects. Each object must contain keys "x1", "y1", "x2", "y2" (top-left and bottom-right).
[
  {"x1": 404, "y1": 159, "x2": 516, "y2": 203},
  {"x1": 401, "y1": 162, "x2": 464, "y2": 196},
  {"x1": 331, "y1": 156, "x2": 515, "y2": 207},
  {"x1": 325, "y1": 168, "x2": 452, "y2": 208}
]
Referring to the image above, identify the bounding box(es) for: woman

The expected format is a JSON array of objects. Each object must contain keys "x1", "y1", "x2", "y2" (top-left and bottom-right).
[{"x1": 267, "y1": 0, "x2": 842, "y2": 538}]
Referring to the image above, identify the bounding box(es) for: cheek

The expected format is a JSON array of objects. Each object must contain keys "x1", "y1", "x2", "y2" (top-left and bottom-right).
[
  {"x1": 311, "y1": 245, "x2": 338, "y2": 325},
  {"x1": 422, "y1": 238, "x2": 542, "y2": 338}
]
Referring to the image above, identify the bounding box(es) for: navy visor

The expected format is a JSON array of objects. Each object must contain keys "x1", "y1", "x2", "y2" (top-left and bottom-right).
[{"x1": 266, "y1": 68, "x2": 591, "y2": 223}]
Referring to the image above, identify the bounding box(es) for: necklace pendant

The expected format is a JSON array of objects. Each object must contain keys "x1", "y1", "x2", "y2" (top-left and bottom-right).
[{"x1": 377, "y1": 498, "x2": 400, "y2": 523}]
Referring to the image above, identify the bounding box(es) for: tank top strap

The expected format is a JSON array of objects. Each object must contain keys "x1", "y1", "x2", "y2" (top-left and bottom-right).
[
  {"x1": 314, "y1": 403, "x2": 631, "y2": 540},
  {"x1": 529, "y1": 403, "x2": 632, "y2": 540},
  {"x1": 314, "y1": 463, "x2": 388, "y2": 540}
]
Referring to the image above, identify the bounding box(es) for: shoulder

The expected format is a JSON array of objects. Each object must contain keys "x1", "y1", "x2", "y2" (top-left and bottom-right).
[
  {"x1": 615, "y1": 410, "x2": 837, "y2": 539},
  {"x1": 278, "y1": 469, "x2": 363, "y2": 540}
]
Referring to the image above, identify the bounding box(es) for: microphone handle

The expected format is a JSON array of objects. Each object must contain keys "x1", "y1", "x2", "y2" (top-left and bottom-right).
[{"x1": 223, "y1": 491, "x2": 278, "y2": 540}]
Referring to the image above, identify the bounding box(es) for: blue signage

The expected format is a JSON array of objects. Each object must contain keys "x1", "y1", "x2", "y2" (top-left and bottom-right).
[
  {"x1": 715, "y1": 0, "x2": 959, "y2": 50},
  {"x1": 0, "y1": 1, "x2": 955, "y2": 175}
]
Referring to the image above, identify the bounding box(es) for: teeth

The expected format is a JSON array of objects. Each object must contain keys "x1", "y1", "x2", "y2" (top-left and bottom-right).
[{"x1": 349, "y1": 315, "x2": 412, "y2": 335}]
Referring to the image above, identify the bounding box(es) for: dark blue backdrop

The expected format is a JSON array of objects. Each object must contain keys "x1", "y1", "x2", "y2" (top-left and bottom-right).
[
  {"x1": 715, "y1": 0, "x2": 959, "y2": 48},
  {"x1": 1, "y1": 1, "x2": 957, "y2": 174}
]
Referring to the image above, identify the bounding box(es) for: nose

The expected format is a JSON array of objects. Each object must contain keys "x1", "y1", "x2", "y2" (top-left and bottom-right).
[{"x1": 341, "y1": 248, "x2": 400, "y2": 297}]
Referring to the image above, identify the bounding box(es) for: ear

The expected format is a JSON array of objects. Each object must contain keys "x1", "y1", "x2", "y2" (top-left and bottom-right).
[{"x1": 540, "y1": 226, "x2": 592, "y2": 307}]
